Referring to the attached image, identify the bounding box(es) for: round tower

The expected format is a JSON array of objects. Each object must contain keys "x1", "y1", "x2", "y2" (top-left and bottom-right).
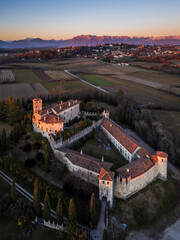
[{"x1": 157, "y1": 151, "x2": 168, "y2": 181}]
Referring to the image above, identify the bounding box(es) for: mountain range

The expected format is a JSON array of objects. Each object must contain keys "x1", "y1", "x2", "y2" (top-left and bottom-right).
[{"x1": 0, "y1": 35, "x2": 180, "y2": 49}]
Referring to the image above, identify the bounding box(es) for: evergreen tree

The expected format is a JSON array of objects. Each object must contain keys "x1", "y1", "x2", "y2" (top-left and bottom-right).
[
  {"x1": 33, "y1": 178, "x2": 41, "y2": 217},
  {"x1": 6, "y1": 97, "x2": 23, "y2": 125},
  {"x1": 67, "y1": 198, "x2": 77, "y2": 240},
  {"x1": 56, "y1": 198, "x2": 63, "y2": 225},
  {"x1": 11, "y1": 178, "x2": 17, "y2": 203},
  {"x1": 43, "y1": 192, "x2": 51, "y2": 221},
  {"x1": 90, "y1": 193, "x2": 98, "y2": 226},
  {"x1": 120, "y1": 105, "x2": 125, "y2": 123},
  {"x1": 96, "y1": 111, "x2": 100, "y2": 121},
  {"x1": 1, "y1": 128, "x2": 7, "y2": 150}
]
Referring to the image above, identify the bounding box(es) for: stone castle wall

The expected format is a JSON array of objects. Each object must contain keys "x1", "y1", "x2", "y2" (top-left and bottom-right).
[
  {"x1": 54, "y1": 150, "x2": 99, "y2": 186},
  {"x1": 33, "y1": 118, "x2": 103, "y2": 150},
  {"x1": 114, "y1": 163, "x2": 159, "y2": 199}
]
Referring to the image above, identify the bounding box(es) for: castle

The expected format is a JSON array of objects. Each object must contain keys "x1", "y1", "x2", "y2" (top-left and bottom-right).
[
  {"x1": 32, "y1": 98, "x2": 168, "y2": 208},
  {"x1": 32, "y1": 98, "x2": 80, "y2": 135}
]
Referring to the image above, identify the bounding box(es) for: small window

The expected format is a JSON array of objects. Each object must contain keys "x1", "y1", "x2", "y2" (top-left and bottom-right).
[
  {"x1": 107, "y1": 181, "x2": 109, "y2": 185},
  {"x1": 103, "y1": 181, "x2": 105, "y2": 184}
]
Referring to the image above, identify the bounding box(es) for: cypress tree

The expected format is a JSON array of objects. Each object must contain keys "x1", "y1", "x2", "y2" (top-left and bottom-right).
[
  {"x1": 11, "y1": 178, "x2": 17, "y2": 203},
  {"x1": 1, "y1": 128, "x2": 7, "y2": 150},
  {"x1": 90, "y1": 192, "x2": 98, "y2": 226},
  {"x1": 67, "y1": 198, "x2": 77, "y2": 240},
  {"x1": 96, "y1": 111, "x2": 100, "y2": 121},
  {"x1": 43, "y1": 192, "x2": 51, "y2": 221},
  {"x1": 33, "y1": 178, "x2": 41, "y2": 217},
  {"x1": 56, "y1": 198, "x2": 63, "y2": 225}
]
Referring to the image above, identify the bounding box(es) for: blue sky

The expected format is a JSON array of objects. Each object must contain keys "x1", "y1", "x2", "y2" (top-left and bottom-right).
[{"x1": 0, "y1": 0, "x2": 180, "y2": 40}]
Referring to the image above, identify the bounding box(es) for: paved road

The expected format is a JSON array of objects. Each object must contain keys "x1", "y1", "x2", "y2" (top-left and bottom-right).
[
  {"x1": 64, "y1": 70, "x2": 111, "y2": 94},
  {"x1": 91, "y1": 198, "x2": 107, "y2": 240}
]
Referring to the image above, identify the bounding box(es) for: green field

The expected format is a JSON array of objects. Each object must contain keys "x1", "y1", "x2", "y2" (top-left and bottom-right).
[
  {"x1": 42, "y1": 79, "x2": 92, "y2": 93},
  {"x1": 13, "y1": 69, "x2": 41, "y2": 83},
  {"x1": 151, "y1": 110, "x2": 180, "y2": 146},
  {"x1": 82, "y1": 75, "x2": 116, "y2": 86},
  {"x1": 75, "y1": 136, "x2": 127, "y2": 170}
]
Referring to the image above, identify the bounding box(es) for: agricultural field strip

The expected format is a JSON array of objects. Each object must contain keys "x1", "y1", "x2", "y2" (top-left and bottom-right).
[
  {"x1": 0, "y1": 70, "x2": 15, "y2": 83},
  {"x1": 32, "y1": 83, "x2": 49, "y2": 94},
  {"x1": 0, "y1": 83, "x2": 36, "y2": 100},
  {"x1": 64, "y1": 70, "x2": 111, "y2": 94},
  {"x1": 45, "y1": 70, "x2": 74, "y2": 80},
  {"x1": 0, "y1": 170, "x2": 90, "y2": 231}
]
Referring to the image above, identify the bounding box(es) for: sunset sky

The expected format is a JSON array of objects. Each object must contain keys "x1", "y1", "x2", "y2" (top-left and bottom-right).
[{"x1": 0, "y1": 0, "x2": 180, "y2": 41}]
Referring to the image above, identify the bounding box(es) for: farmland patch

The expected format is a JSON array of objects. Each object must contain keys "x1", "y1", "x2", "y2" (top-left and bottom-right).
[{"x1": 0, "y1": 83, "x2": 36, "y2": 100}]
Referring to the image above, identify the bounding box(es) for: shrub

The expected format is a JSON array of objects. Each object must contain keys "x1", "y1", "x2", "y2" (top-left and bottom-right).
[
  {"x1": 22, "y1": 143, "x2": 32, "y2": 153},
  {"x1": 46, "y1": 186, "x2": 52, "y2": 193},
  {"x1": 28, "y1": 175, "x2": 34, "y2": 182},
  {"x1": 16, "y1": 168, "x2": 22, "y2": 175},
  {"x1": 21, "y1": 171, "x2": 28, "y2": 178},
  {"x1": 35, "y1": 152, "x2": 43, "y2": 161},
  {"x1": 39, "y1": 181, "x2": 46, "y2": 191},
  {"x1": 51, "y1": 191, "x2": 57, "y2": 199},
  {"x1": 25, "y1": 135, "x2": 30, "y2": 141},
  {"x1": 57, "y1": 192, "x2": 63, "y2": 200},
  {"x1": 10, "y1": 164, "x2": 16, "y2": 171},
  {"x1": 33, "y1": 142, "x2": 41, "y2": 150},
  {"x1": 25, "y1": 158, "x2": 35, "y2": 168}
]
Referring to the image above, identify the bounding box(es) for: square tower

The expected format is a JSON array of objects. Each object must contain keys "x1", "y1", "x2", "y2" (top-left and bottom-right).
[{"x1": 33, "y1": 98, "x2": 42, "y2": 114}]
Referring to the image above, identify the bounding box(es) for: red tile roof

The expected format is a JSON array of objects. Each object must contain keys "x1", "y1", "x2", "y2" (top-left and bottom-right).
[
  {"x1": 99, "y1": 168, "x2": 115, "y2": 181},
  {"x1": 41, "y1": 114, "x2": 64, "y2": 124},
  {"x1": 61, "y1": 149, "x2": 113, "y2": 173},
  {"x1": 136, "y1": 147, "x2": 152, "y2": 158},
  {"x1": 157, "y1": 151, "x2": 168, "y2": 158},
  {"x1": 116, "y1": 158, "x2": 154, "y2": 179},
  {"x1": 101, "y1": 119, "x2": 138, "y2": 154}
]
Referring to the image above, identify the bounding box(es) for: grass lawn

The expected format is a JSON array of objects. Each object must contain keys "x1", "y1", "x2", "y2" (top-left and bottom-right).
[
  {"x1": 113, "y1": 177, "x2": 180, "y2": 232},
  {"x1": 151, "y1": 110, "x2": 180, "y2": 146},
  {"x1": 31, "y1": 225, "x2": 66, "y2": 240},
  {"x1": 75, "y1": 136, "x2": 127, "y2": 170},
  {"x1": 13, "y1": 69, "x2": 41, "y2": 83},
  {"x1": 0, "y1": 178, "x2": 10, "y2": 197},
  {"x1": 82, "y1": 74, "x2": 116, "y2": 86},
  {"x1": 0, "y1": 216, "x2": 21, "y2": 240},
  {"x1": 0, "y1": 121, "x2": 13, "y2": 137}
]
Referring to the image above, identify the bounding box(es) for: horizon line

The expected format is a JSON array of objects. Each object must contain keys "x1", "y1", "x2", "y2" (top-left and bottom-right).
[{"x1": 1, "y1": 34, "x2": 180, "y2": 42}]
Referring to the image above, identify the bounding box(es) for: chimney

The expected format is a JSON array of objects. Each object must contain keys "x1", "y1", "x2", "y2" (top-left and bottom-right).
[
  {"x1": 61, "y1": 101, "x2": 63, "y2": 104},
  {"x1": 60, "y1": 106, "x2": 62, "y2": 110},
  {"x1": 68, "y1": 102, "x2": 71, "y2": 106},
  {"x1": 44, "y1": 116, "x2": 46, "y2": 121},
  {"x1": 101, "y1": 156, "x2": 104, "y2": 162},
  {"x1": 80, "y1": 149, "x2": 83, "y2": 155},
  {"x1": 127, "y1": 168, "x2": 129, "y2": 173},
  {"x1": 110, "y1": 124, "x2": 112, "y2": 127},
  {"x1": 58, "y1": 116, "x2": 60, "y2": 121}
]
